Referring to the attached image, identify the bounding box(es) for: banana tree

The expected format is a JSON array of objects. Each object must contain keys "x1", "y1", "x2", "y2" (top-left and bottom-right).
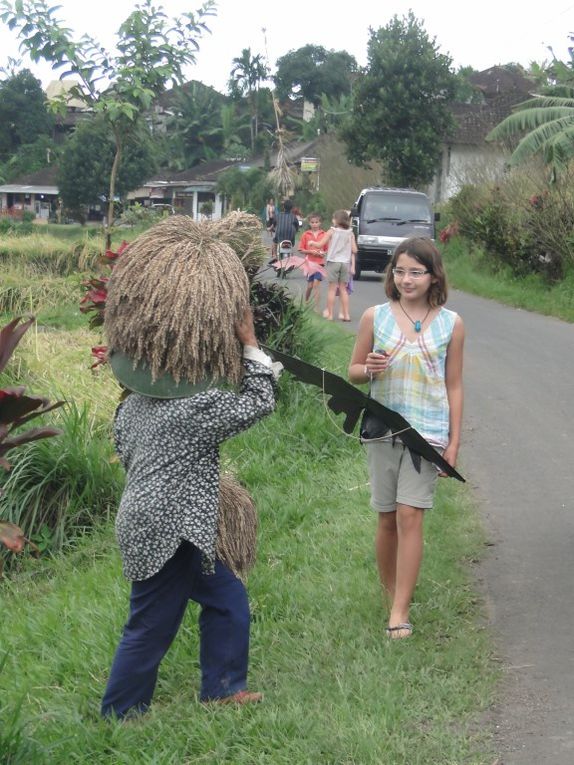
[{"x1": 487, "y1": 96, "x2": 574, "y2": 178}]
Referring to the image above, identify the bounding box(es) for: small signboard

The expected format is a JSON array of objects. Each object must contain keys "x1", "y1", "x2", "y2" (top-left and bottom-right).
[{"x1": 301, "y1": 157, "x2": 319, "y2": 173}]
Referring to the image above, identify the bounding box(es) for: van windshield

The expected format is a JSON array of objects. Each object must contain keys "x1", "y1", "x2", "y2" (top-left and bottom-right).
[{"x1": 362, "y1": 194, "x2": 431, "y2": 224}]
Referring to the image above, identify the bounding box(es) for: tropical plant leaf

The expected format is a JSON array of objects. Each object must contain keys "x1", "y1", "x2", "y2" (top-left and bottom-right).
[
  {"x1": 0, "y1": 388, "x2": 49, "y2": 425},
  {"x1": 487, "y1": 109, "x2": 574, "y2": 142},
  {"x1": 0, "y1": 426, "x2": 63, "y2": 457},
  {"x1": 0, "y1": 316, "x2": 35, "y2": 374},
  {"x1": 510, "y1": 116, "x2": 574, "y2": 165},
  {"x1": 0, "y1": 520, "x2": 40, "y2": 567},
  {"x1": 511, "y1": 96, "x2": 574, "y2": 111},
  {"x1": 7, "y1": 399, "x2": 65, "y2": 429},
  {"x1": 543, "y1": 126, "x2": 574, "y2": 173},
  {"x1": 0, "y1": 521, "x2": 26, "y2": 553}
]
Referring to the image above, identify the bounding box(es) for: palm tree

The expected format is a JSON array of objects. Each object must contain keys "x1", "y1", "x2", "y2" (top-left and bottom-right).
[
  {"x1": 167, "y1": 82, "x2": 225, "y2": 168},
  {"x1": 229, "y1": 48, "x2": 268, "y2": 152}
]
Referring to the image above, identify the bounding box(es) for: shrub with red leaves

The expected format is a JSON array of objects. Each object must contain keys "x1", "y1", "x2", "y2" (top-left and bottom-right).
[{"x1": 0, "y1": 317, "x2": 64, "y2": 560}]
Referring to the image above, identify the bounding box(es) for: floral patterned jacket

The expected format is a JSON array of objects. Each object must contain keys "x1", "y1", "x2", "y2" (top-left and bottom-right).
[{"x1": 113, "y1": 349, "x2": 277, "y2": 581}]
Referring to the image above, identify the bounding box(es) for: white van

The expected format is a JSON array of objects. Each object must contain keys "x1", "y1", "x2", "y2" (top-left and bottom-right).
[{"x1": 350, "y1": 187, "x2": 438, "y2": 278}]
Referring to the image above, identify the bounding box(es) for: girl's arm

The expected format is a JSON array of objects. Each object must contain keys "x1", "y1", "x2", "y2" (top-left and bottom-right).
[
  {"x1": 309, "y1": 229, "x2": 332, "y2": 248},
  {"x1": 298, "y1": 233, "x2": 313, "y2": 255},
  {"x1": 441, "y1": 315, "x2": 465, "y2": 474},
  {"x1": 348, "y1": 307, "x2": 389, "y2": 384}
]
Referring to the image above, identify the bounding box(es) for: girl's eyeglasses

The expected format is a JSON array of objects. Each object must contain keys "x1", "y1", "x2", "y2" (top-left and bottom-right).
[{"x1": 391, "y1": 268, "x2": 430, "y2": 279}]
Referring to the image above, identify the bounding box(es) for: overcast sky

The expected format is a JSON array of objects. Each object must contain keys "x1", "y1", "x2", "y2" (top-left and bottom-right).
[{"x1": 0, "y1": 0, "x2": 572, "y2": 92}]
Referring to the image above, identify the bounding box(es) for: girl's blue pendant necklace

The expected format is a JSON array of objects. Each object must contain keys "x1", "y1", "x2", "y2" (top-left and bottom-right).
[{"x1": 399, "y1": 302, "x2": 431, "y2": 333}]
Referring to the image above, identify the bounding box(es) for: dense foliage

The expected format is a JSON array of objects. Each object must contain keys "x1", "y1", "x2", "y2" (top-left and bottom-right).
[
  {"x1": 0, "y1": 69, "x2": 53, "y2": 164},
  {"x1": 57, "y1": 118, "x2": 157, "y2": 222},
  {"x1": 274, "y1": 45, "x2": 358, "y2": 105},
  {"x1": 443, "y1": 163, "x2": 574, "y2": 281},
  {"x1": 340, "y1": 11, "x2": 456, "y2": 188}
]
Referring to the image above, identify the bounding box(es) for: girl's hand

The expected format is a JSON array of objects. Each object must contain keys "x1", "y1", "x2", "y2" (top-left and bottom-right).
[
  {"x1": 438, "y1": 444, "x2": 458, "y2": 478},
  {"x1": 365, "y1": 351, "x2": 389, "y2": 376},
  {"x1": 235, "y1": 308, "x2": 258, "y2": 347}
]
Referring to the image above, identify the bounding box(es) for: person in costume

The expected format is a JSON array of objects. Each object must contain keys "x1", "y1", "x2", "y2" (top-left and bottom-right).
[
  {"x1": 100, "y1": 215, "x2": 279, "y2": 719},
  {"x1": 348, "y1": 237, "x2": 464, "y2": 639}
]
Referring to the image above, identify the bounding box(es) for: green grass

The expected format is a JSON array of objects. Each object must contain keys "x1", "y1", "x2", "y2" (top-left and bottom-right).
[
  {"x1": 0, "y1": 325, "x2": 496, "y2": 765},
  {"x1": 443, "y1": 237, "x2": 574, "y2": 322}
]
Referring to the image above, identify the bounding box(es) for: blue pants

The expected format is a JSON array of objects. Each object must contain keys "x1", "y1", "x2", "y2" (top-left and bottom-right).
[{"x1": 101, "y1": 542, "x2": 251, "y2": 719}]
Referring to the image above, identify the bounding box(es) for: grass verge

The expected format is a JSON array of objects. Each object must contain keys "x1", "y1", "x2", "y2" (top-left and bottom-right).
[
  {"x1": 0, "y1": 322, "x2": 495, "y2": 764},
  {"x1": 443, "y1": 237, "x2": 574, "y2": 323}
]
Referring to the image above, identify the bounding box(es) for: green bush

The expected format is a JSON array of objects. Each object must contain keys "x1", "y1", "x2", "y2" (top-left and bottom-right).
[
  {"x1": 0, "y1": 218, "x2": 17, "y2": 235},
  {"x1": 250, "y1": 280, "x2": 322, "y2": 360},
  {"x1": 447, "y1": 178, "x2": 572, "y2": 281}
]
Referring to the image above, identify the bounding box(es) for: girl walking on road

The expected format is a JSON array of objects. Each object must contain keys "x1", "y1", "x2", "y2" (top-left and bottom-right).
[
  {"x1": 310, "y1": 209, "x2": 357, "y2": 322},
  {"x1": 348, "y1": 237, "x2": 464, "y2": 639}
]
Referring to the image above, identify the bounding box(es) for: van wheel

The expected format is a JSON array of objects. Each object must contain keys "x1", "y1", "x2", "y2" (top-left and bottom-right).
[{"x1": 354, "y1": 261, "x2": 362, "y2": 280}]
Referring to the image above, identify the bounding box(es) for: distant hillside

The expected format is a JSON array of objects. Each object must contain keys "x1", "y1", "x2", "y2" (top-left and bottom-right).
[{"x1": 314, "y1": 134, "x2": 383, "y2": 212}]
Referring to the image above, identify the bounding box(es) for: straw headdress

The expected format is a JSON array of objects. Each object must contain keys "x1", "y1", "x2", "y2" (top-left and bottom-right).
[{"x1": 105, "y1": 213, "x2": 264, "y2": 386}]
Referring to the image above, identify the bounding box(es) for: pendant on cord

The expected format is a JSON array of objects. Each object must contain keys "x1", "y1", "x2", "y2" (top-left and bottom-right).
[{"x1": 399, "y1": 302, "x2": 430, "y2": 333}]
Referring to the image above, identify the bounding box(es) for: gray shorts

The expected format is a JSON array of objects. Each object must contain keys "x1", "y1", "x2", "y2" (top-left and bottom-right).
[
  {"x1": 326, "y1": 260, "x2": 350, "y2": 284},
  {"x1": 365, "y1": 440, "x2": 440, "y2": 511}
]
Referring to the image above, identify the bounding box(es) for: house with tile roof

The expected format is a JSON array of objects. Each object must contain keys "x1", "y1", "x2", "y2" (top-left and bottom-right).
[
  {"x1": 429, "y1": 66, "x2": 535, "y2": 203},
  {"x1": 0, "y1": 166, "x2": 59, "y2": 221},
  {"x1": 126, "y1": 140, "x2": 322, "y2": 218}
]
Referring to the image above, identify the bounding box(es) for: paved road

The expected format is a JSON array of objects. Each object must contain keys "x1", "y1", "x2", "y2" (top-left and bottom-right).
[{"x1": 273, "y1": 269, "x2": 574, "y2": 762}]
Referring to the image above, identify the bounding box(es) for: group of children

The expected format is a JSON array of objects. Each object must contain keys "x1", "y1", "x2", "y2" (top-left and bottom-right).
[{"x1": 295, "y1": 209, "x2": 358, "y2": 322}]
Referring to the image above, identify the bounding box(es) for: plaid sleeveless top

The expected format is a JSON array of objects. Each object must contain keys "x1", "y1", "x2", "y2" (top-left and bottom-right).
[{"x1": 370, "y1": 302, "x2": 457, "y2": 448}]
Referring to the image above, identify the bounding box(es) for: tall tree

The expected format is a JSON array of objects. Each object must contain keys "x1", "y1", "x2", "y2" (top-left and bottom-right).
[
  {"x1": 274, "y1": 45, "x2": 358, "y2": 105},
  {"x1": 0, "y1": 68, "x2": 53, "y2": 162},
  {"x1": 165, "y1": 82, "x2": 226, "y2": 168},
  {"x1": 57, "y1": 117, "x2": 156, "y2": 222},
  {"x1": 229, "y1": 48, "x2": 268, "y2": 152},
  {"x1": 340, "y1": 12, "x2": 456, "y2": 188},
  {"x1": 0, "y1": 0, "x2": 215, "y2": 240}
]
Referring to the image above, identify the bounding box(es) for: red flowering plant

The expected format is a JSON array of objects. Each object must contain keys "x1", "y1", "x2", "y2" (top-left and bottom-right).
[
  {"x1": 439, "y1": 221, "x2": 460, "y2": 244},
  {"x1": 80, "y1": 241, "x2": 129, "y2": 369},
  {"x1": 0, "y1": 317, "x2": 65, "y2": 567}
]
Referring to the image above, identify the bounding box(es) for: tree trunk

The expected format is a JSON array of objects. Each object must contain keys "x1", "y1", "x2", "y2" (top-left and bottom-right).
[
  {"x1": 249, "y1": 91, "x2": 256, "y2": 152},
  {"x1": 106, "y1": 131, "x2": 122, "y2": 250}
]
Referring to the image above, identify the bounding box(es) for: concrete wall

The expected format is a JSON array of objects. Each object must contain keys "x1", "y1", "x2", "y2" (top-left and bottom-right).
[{"x1": 429, "y1": 143, "x2": 508, "y2": 204}]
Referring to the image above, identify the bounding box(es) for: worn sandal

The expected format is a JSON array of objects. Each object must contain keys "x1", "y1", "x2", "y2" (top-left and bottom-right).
[
  {"x1": 386, "y1": 623, "x2": 413, "y2": 639},
  {"x1": 205, "y1": 690, "x2": 263, "y2": 705}
]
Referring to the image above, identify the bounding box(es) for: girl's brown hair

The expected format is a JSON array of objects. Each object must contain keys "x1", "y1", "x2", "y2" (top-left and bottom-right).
[
  {"x1": 332, "y1": 209, "x2": 351, "y2": 229},
  {"x1": 384, "y1": 237, "x2": 448, "y2": 307}
]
